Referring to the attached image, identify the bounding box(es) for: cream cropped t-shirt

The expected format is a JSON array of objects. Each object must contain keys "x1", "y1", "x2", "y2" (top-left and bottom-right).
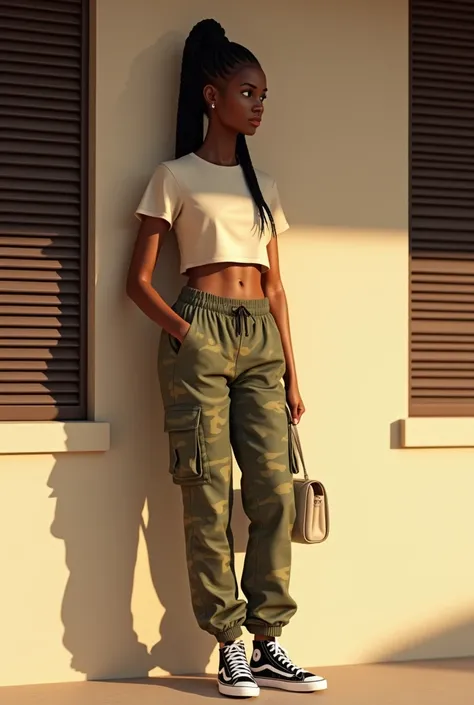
[{"x1": 135, "y1": 152, "x2": 289, "y2": 274}]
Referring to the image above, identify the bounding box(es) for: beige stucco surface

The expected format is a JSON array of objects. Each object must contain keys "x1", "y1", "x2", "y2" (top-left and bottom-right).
[{"x1": 1, "y1": 0, "x2": 474, "y2": 688}]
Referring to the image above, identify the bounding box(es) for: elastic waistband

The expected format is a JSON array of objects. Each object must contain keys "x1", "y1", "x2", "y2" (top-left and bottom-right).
[{"x1": 178, "y1": 286, "x2": 270, "y2": 316}]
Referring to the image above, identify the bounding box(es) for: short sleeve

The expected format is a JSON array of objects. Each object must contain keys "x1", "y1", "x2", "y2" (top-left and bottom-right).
[
  {"x1": 134, "y1": 164, "x2": 183, "y2": 226},
  {"x1": 269, "y1": 179, "x2": 290, "y2": 235}
]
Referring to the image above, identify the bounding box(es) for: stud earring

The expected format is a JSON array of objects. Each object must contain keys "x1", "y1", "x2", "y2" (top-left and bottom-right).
[{"x1": 211, "y1": 102, "x2": 216, "y2": 109}]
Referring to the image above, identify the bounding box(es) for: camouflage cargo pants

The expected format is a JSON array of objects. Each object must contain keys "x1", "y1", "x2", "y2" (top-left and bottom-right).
[{"x1": 158, "y1": 286, "x2": 297, "y2": 643}]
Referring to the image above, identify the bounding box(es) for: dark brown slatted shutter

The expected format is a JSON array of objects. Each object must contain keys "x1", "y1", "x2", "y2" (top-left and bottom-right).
[
  {"x1": 0, "y1": 0, "x2": 88, "y2": 420},
  {"x1": 410, "y1": 0, "x2": 474, "y2": 417}
]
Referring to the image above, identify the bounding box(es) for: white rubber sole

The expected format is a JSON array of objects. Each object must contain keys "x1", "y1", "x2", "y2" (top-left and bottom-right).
[
  {"x1": 218, "y1": 682, "x2": 260, "y2": 698},
  {"x1": 254, "y1": 677, "x2": 328, "y2": 692}
]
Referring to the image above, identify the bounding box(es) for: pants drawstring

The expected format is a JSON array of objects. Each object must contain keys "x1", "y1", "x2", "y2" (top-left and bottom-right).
[{"x1": 232, "y1": 305, "x2": 255, "y2": 337}]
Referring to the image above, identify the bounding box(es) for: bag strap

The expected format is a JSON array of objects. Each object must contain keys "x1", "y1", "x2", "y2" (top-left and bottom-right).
[{"x1": 289, "y1": 416, "x2": 309, "y2": 481}]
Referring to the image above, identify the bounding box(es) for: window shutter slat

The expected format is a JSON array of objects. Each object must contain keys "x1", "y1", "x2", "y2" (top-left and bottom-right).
[
  {"x1": 0, "y1": 1, "x2": 81, "y2": 14},
  {"x1": 0, "y1": 0, "x2": 87, "y2": 420},
  {"x1": 0, "y1": 347, "x2": 79, "y2": 359},
  {"x1": 410, "y1": 0, "x2": 474, "y2": 417}
]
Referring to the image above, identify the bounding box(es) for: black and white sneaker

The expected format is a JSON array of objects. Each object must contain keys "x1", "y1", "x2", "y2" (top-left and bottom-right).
[
  {"x1": 250, "y1": 639, "x2": 327, "y2": 692},
  {"x1": 218, "y1": 640, "x2": 260, "y2": 698}
]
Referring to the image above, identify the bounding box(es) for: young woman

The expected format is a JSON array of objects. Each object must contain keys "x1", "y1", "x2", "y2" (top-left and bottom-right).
[{"x1": 127, "y1": 19, "x2": 327, "y2": 699}]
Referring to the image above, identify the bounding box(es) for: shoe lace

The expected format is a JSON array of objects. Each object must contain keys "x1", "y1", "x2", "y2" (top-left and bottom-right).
[
  {"x1": 224, "y1": 641, "x2": 253, "y2": 679},
  {"x1": 268, "y1": 640, "x2": 303, "y2": 676}
]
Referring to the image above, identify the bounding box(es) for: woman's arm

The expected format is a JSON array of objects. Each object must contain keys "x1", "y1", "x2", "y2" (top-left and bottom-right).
[
  {"x1": 126, "y1": 216, "x2": 190, "y2": 342},
  {"x1": 262, "y1": 235, "x2": 305, "y2": 424}
]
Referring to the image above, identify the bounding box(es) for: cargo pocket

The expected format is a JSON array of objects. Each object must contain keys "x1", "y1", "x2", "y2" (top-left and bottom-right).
[{"x1": 164, "y1": 404, "x2": 210, "y2": 486}]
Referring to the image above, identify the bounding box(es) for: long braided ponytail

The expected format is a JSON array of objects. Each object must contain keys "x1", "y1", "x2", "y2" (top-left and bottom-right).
[{"x1": 176, "y1": 19, "x2": 276, "y2": 237}]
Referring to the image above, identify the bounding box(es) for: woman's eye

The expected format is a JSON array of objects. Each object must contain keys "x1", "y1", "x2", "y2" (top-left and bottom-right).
[{"x1": 242, "y1": 90, "x2": 267, "y2": 102}]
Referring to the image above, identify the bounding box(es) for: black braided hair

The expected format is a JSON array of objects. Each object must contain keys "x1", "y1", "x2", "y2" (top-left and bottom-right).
[{"x1": 176, "y1": 19, "x2": 276, "y2": 237}]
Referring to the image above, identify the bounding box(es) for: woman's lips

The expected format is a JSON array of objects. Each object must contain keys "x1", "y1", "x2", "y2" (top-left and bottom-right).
[{"x1": 249, "y1": 118, "x2": 261, "y2": 127}]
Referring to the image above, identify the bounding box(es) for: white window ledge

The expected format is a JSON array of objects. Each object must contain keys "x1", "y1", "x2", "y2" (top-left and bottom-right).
[
  {"x1": 0, "y1": 422, "x2": 110, "y2": 455},
  {"x1": 402, "y1": 418, "x2": 474, "y2": 448}
]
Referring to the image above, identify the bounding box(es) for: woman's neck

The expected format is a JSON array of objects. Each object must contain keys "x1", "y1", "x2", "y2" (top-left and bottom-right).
[{"x1": 195, "y1": 126, "x2": 238, "y2": 167}]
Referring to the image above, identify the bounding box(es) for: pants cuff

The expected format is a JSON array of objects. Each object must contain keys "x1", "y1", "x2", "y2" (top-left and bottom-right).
[
  {"x1": 245, "y1": 623, "x2": 283, "y2": 638},
  {"x1": 216, "y1": 625, "x2": 243, "y2": 643}
]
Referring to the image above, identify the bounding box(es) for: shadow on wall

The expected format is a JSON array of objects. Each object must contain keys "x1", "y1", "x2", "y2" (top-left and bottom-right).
[
  {"x1": 111, "y1": 33, "x2": 184, "y2": 229},
  {"x1": 47, "y1": 393, "x2": 251, "y2": 680},
  {"x1": 376, "y1": 617, "x2": 474, "y2": 672},
  {"x1": 48, "y1": 451, "x2": 151, "y2": 678}
]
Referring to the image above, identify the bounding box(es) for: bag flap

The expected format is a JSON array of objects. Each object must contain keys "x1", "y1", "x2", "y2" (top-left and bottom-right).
[
  {"x1": 164, "y1": 405, "x2": 201, "y2": 433},
  {"x1": 309, "y1": 480, "x2": 326, "y2": 497}
]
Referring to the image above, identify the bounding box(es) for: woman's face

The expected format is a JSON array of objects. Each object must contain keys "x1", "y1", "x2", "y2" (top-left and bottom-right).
[{"x1": 207, "y1": 64, "x2": 268, "y2": 136}]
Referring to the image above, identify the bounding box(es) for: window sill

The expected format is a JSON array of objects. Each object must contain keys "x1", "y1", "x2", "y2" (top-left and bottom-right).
[
  {"x1": 401, "y1": 417, "x2": 474, "y2": 448},
  {"x1": 0, "y1": 421, "x2": 110, "y2": 455}
]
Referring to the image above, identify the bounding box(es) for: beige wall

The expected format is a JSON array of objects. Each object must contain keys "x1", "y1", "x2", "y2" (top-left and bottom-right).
[{"x1": 1, "y1": 0, "x2": 474, "y2": 688}]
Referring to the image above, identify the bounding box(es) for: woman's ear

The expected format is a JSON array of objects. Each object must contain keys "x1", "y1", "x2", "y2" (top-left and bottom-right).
[{"x1": 203, "y1": 83, "x2": 218, "y2": 111}]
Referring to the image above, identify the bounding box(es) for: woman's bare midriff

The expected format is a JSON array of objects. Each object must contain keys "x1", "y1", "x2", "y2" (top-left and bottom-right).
[{"x1": 186, "y1": 262, "x2": 265, "y2": 300}]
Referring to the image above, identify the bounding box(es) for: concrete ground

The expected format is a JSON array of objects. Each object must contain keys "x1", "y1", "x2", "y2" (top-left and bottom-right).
[{"x1": 1, "y1": 658, "x2": 473, "y2": 705}]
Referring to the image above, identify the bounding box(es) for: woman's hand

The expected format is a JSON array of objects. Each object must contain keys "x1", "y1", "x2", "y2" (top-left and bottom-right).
[
  {"x1": 286, "y1": 384, "x2": 305, "y2": 425},
  {"x1": 176, "y1": 320, "x2": 191, "y2": 343}
]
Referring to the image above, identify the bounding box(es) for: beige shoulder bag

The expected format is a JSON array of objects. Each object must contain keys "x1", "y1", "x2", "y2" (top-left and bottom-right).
[{"x1": 288, "y1": 412, "x2": 329, "y2": 544}]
